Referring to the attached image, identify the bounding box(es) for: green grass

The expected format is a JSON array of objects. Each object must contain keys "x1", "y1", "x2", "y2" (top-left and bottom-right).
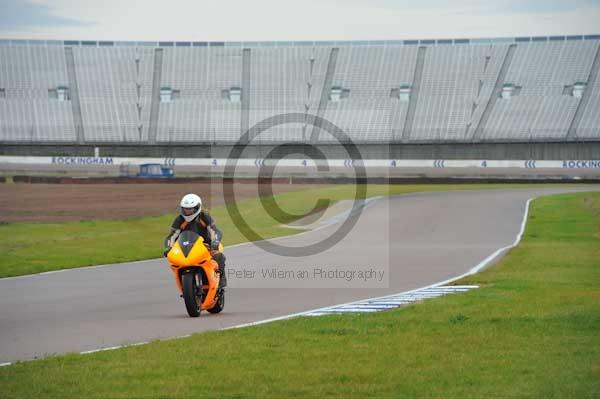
[
  {"x1": 1, "y1": 191, "x2": 599, "y2": 398},
  {"x1": 0, "y1": 183, "x2": 589, "y2": 277}
]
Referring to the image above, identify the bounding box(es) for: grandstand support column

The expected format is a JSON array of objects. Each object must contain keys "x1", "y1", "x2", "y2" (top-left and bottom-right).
[
  {"x1": 401, "y1": 46, "x2": 426, "y2": 143},
  {"x1": 148, "y1": 48, "x2": 164, "y2": 144},
  {"x1": 566, "y1": 42, "x2": 600, "y2": 140},
  {"x1": 471, "y1": 44, "x2": 517, "y2": 141},
  {"x1": 309, "y1": 47, "x2": 339, "y2": 143},
  {"x1": 241, "y1": 48, "x2": 251, "y2": 145},
  {"x1": 64, "y1": 47, "x2": 85, "y2": 144}
]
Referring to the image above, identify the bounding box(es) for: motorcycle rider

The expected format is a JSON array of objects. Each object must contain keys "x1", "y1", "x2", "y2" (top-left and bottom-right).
[{"x1": 164, "y1": 193, "x2": 227, "y2": 288}]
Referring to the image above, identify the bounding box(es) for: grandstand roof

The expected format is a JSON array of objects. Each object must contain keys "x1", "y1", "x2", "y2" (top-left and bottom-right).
[{"x1": 1, "y1": 34, "x2": 599, "y2": 48}]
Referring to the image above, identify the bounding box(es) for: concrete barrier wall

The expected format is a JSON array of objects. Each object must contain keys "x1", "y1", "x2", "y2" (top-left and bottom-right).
[
  {"x1": 2, "y1": 155, "x2": 600, "y2": 170},
  {"x1": 1, "y1": 142, "x2": 600, "y2": 160}
]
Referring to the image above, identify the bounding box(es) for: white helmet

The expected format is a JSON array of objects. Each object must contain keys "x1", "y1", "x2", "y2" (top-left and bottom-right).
[{"x1": 180, "y1": 193, "x2": 202, "y2": 222}]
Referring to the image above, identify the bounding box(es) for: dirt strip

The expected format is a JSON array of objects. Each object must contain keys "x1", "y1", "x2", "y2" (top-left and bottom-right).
[{"x1": 0, "y1": 183, "x2": 318, "y2": 223}]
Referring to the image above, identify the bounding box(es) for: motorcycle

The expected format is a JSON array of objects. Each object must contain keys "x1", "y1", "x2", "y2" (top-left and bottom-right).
[{"x1": 165, "y1": 230, "x2": 225, "y2": 317}]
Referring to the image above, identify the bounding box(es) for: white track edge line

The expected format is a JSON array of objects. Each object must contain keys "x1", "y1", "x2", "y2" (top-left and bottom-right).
[
  {"x1": 1, "y1": 197, "x2": 383, "y2": 281},
  {"x1": 0, "y1": 196, "x2": 533, "y2": 367},
  {"x1": 223, "y1": 197, "x2": 533, "y2": 328}
]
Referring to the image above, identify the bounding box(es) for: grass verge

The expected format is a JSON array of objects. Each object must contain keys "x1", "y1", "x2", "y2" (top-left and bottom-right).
[
  {"x1": 1, "y1": 191, "x2": 599, "y2": 398},
  {"x1": 0, "y1": 183, "x2": 586, "y2": 277}
]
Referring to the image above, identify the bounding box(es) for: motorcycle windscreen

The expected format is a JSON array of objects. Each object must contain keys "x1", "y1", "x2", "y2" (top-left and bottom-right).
[{"x1": 178, "y1": 230, "x2": 201, "y2": 257}]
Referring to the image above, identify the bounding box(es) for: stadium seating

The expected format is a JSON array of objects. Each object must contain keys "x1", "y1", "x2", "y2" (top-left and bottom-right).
[
  {"x1": 321, "y1": 45, "x2": 416, "y2": 142},
  {"x1": 249, "y1": 46, "x2": 329, "y2": 142},
  {"x1": 482, "y1": 41, "x2": 598, "y2": 140},
  {"x1": 73, "y1": 47, "x2": 154, "y2": 142},
  {"x1": 0, "y1": 37, "x2": 598, "y2": 143},
  {"x1": 0, "y1": 45, "x2": 76, "y2": 141},
  {"x1": 157, "y1": 47, "x2": 243, "y2": 142}
]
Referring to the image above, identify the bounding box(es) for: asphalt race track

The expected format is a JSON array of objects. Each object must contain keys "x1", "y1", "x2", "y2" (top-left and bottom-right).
[{"x1": 0, "y1": 187, "x2": 598, "y2": 363}]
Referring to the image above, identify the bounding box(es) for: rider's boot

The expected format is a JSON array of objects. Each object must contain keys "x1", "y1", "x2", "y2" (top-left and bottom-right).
[
  {"x1": 214, "y1": 252, "x2": 227, "y2": 289},
  {"x1": 219, "y1": 271, "x2": 227, "y2": 289}
]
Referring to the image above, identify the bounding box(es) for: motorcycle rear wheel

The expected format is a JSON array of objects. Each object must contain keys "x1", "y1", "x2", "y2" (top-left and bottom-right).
[{"x1": 207, "y1": 290, "x2": 225, "y2": 314}]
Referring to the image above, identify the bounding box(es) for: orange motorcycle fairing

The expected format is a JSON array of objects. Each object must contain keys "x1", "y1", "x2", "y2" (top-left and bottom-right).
[{"x1": 166, "y1": 232, "x2": 222, "y2": 313}]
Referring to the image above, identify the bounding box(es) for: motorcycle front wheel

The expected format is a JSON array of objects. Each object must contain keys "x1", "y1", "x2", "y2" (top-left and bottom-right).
[{"x1": 182, "y1": 272, "x2": 202, "y2": 317}]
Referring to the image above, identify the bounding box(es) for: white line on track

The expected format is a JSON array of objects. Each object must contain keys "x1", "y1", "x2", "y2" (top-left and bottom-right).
[
  {"x1": 0, "y1": 196, "x2": 534, "y2": 367},
  {"x1": 1, "y1": 197, "x2": 382, "y2": 281},
  {"x1": 304, "y1": 285, "x2": 480, "y2": 315},
  {"x1": 223, "y1": 197, "x2": 532, "y2": 326}
]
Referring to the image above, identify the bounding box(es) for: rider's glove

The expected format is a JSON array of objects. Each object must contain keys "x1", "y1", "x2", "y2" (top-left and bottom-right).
[{"x1": 210, "y1": 240, "x2": 220, "y2": 251}]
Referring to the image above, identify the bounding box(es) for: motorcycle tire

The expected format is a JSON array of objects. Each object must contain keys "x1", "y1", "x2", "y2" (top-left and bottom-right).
[
  {"x1": 182, "y1": 272, "x2": 201, "y2": 317},
  {"x1": 207, "y1": 290, "x2": 225, "y2": 314}
]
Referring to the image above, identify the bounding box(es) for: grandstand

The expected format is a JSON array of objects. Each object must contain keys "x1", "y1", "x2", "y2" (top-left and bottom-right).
[{"x1": 0, "y1": 35, "x2": 599, "y2": 159}]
